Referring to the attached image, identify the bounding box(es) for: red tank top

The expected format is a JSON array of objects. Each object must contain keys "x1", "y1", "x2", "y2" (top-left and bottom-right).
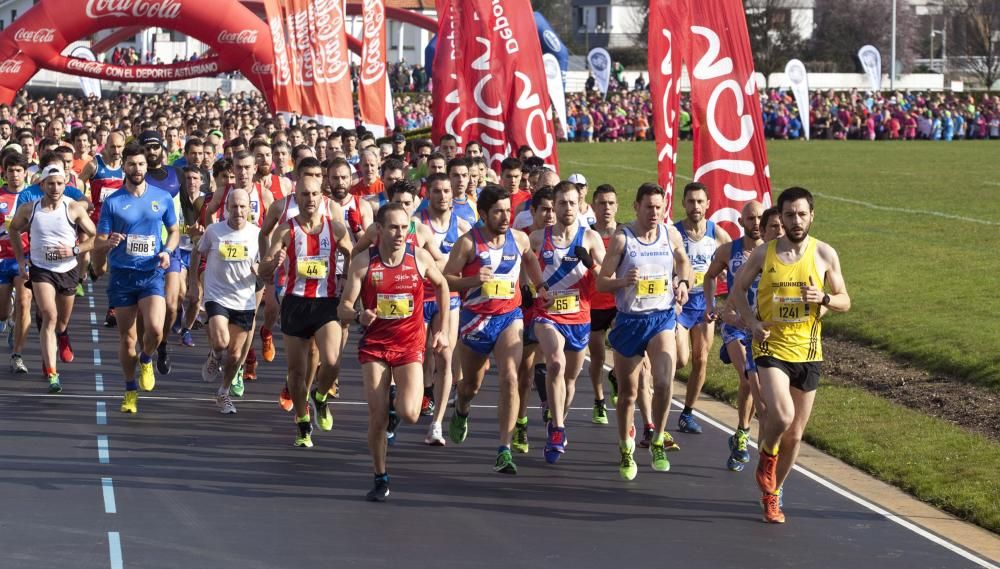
[
  {"x1": 0, "y1": 189, "x2": 28, "y2": 260},
  {"x1": 267, "y1": 174, "x2": 285, "y2": 202},
  {"x1": 590, "y1": 228, "x2": 616, "y2": 310},
  {"x1": 360, "y1": 243, "x2": 425, "y2": 352},
  {"x1": 218, "y1": 183, "x2": 265, "y2": 227}
]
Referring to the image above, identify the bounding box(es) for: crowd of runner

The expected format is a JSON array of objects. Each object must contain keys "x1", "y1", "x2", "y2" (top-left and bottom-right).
[{"x1": 0, "y1": 90, "x2": 850, "y2": 522}]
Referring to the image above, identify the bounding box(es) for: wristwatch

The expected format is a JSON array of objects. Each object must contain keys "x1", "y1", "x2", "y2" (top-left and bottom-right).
[
  {"x1": 821, "y1": 293, "x2": 831, "y2": 306},
  {"x1": 676, "y1": 279, "x2": 690, "y2": 289},
  {"x1": 72, "y1": 245, "x2": 81, "y2": 256}
]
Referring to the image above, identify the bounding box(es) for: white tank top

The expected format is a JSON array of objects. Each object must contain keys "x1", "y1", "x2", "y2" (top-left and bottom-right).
[
  {"x1": 29, "y1": 199, "x2": 78, "y2": 273},
  {"x1": 614, "y1": 223, "x2": 675, "y2": 315}
]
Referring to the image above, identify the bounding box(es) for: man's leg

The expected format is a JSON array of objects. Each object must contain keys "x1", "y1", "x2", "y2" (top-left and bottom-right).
[
  {"x1": 12, "y1": 277, "x2": 32, "y2": 356},
  {"x1": 491, "y1": 320, "x2": 524, "y2": 449},
  {"x1": 312, "y1": 321, "x2": 344, "y2": 395},
  {"x1": 428, "y1": 307, "x2": 458, "y2": 432},
  {"x1": 535, "y1": 323, "x2": 568, "y2": 426},
  {"x1": 284, "y1": 333, "x2": 316, "y2": 447},
  {"x1": 680, "y1": 321, "x2": 714, "y2": 433},
  {"x1": 775, "y1": 386, "x2": 816, "y2": 490},
  {"x1": 157, "y1": 270, "x2": 180, "y2": 373},
  {"x1": 33, "y1": 282, "x2": 60, "y2": 386},
  {"x1": 675, "y1": 324, "x2": 691, "y2": 369},
  {"x1": 588, "y1": 329, "x2": 608, "y2": 404},
  {"x1": 363, "y1": 360, "x2": 392, "y2": 476},
  {"x1": 754, "y1": 365, "x2": 796, "y2": 495}
]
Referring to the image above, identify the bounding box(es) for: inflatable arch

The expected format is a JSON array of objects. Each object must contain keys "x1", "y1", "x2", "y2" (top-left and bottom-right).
[{"x1": 0, "y1": 0, "x2": 275, "y2": 107}]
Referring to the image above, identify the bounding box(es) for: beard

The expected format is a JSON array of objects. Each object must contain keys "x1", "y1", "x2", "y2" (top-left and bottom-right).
[{"x1": 785, "y1": 222, "x2": 811, "y2": 243}]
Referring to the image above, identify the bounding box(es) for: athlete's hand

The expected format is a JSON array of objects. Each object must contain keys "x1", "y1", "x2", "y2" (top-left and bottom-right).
[
  {"x1": 749, "y1": 319, "x2": 772, "y2": 343},
  {"x1": 704, "y1": 308, "x2": 718, "y2": 323},
  {"x1": 477, "y1": 266, "x2": 494, "y2": 283},
  {"x1": 188, "y1": 223, "x2": 205, "y2": 238},
  {"x1": 674, "y1": 281, "x2": 689, "y2": 306},
  {"x1": 359, "y1": 308, "x2": 377, "y2": 327},
  {"x1": 108, "y1": 233, "x2": 125, "y2": 248},
  {"x1": 535, "y1": 287, "x2": 551, "y2": 307},
  {"x1": 184, "y1": 289, "x2": 199, "y2": 308},
  {"x1": 157, "y1": 252, "x2": 171, "y2": 270},
  {"x1": 431, "y1": 330, "x2": 449, "y2": 353},
  {"x1": 801, "y1": 276, "x2": 824, "y2": 304},
  {"x1": 17, "y1": 260, "x2": 30, "y2": 279},
  {"x1": 50, "y1": 244, "x2": 75, "y2": 259},
  {"x1": 623, "y1": 268, "x2": 640, "y2": 288},
  {"x1": 250, "y1": 262, "x2": 259, "y2": 276}
]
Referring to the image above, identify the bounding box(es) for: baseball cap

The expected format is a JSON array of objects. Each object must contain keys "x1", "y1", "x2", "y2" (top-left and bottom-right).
[
  {"x1": 138, "y1": 130, "x2": 163, "y2": 146},
  {"x1": 567, "y1": 173, "x2": 587, "y2": 186},
  {"x1": 392, "y1": 132, "x2": 406, "y2": 142},
  {"x1": 40, "y1": 164, "x2": 66, "y2": 181}
]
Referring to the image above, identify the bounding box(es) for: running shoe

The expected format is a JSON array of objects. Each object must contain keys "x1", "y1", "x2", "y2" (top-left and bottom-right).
[
  {"x1": 201, "y1": 351, "x2": 222, "y2": 383},
  {"x1": 104, "y1": 308, "x2": 117, "y2": 328},
  {"x1": 494, "y1": 448, "x2": 517, "y2": 475},
  {"x1": 619, "y1": 439, "x2": 638, "y2": 481},
  {"x1": 649, "y1": 439, "x2": 670, "y2": 472},
  {"x1": 75, "y1": 282, "x2": 85, "y2": 297},
  {"x1": 156, "y1": 345, "x2": 171, "y2": 375},
  {"x1": 328, "y1": 379, "x2": 340, "y2": 399},
  {"x1": 229, "y1": 368, "x2": 245, "y2": 398},
  {"x1": 543, "y1": 427, "x2": 566, "y2": 464},
  {"x1": 729, "y1": 429, "x2": 751, "y2": 463},
  {"x1": 10, "y1": 354, "x2": 27, "y2": 374},
  {"x1": 138, "y1": 360, "x2": 155, "y2": 391},
  {"x1": 760, "y1": 491, "x2": 785, "y2": 523},
  {"x1": 608, "y1": 369, "x2": 619, "y2": 406},
  {"x1": 366, "y1": 475, "x2": 390, "y2": 502},
  {"x1": 216, "y1": 392, "x2": 237, "y2": 414},
  {"x1": 512, "y1": 418, "x2": 529, "y2": 453},
  {"x1": 420, "y1": 395, "x2": 435, "y2": 417},
  {"x1": 47, "y1": 373, "x2": 62, "y2": 394},
  {"x1": 192, "y1": 317, "x2": 204, "y2": 331},
  {"x1": 677, "y1": 412, "x2": 703, "y2": 434},
  {"x1": 756, "y1": 450, "x2": 779, "y2": 494},
  {"x1": 180, "y1": 329, "x2": 195, "y2": 348},
  {"x1": 592, "y1": 401, "x2": 609, "y2": 425},
  {"x1": 448, "y1": 412, "x2": 469, "y2": 444},
  {"x1": 726, "y1": 453, "x2": 745, "y2": 472},
  {"x1": 541, "y1": 401, "x2": 552, "y2": 424},
  {"x1": 261, "y1": 328, "x2": 276, "y2": 362},
  {"x1": 662, "y1": 432, "x2": 681, "y2": 452},
  {"x1": 120, "y1": 390, "x2": 138, "y2": 413},
  {"x1": 386, "y1": 410, "x2": 400, "y2": 446},
  {"x1": 244, "y1": 358, "x2": 257, "y2": 381},
  {"x1": 639, "y1": 427, "x2": 655, "y2": 448},
  {"x1": 57, "y1": 333, "x2": 74, "y2": 363},
  {"x1": 294, "y1": 419, "x2": 313, "y2": 448},
  {"x1": 278, "y1": 385, "x2": 293, "y2": 412},
  {"x1": 424, "y1": 422, "x2": 446, "y2": 446},
  {"x1": 311, "y1": 389, "x2": 333, "y2": 431}
]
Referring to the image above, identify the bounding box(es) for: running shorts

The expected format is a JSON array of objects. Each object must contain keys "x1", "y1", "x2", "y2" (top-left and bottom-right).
[
  {"x1": 608, "y1": 310, "x2": 676, "y2": 358},
  {"x1": 458, "y1": 307, "x2": 523, "y2": 355}
]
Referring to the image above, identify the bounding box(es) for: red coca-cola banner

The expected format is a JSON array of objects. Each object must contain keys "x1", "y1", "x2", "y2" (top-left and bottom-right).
[
  {"x1": 454, "y1": 0, "x2": 558, "y2": 171},
  {"x1": 264, "y1": 0, "x2": 299, "y2": 115},
  {"x1": 431, "y1": 0, "x2": 465, "y2": 145},
  {"x1": 286, "y1": 0, "x2": 321, "y2": 120},
  {"x1": 308, "y1": 0, "x2": 355, "y2": 129},
  {"x1": 648, "y1": 0, "x2": 771, "y2": 237},
  {"x1": 0, "y1": 0, "x2": 275, "y2": 107},
  {"x1": 358, "y1": 0, "x2": 388, "y2": 136}
]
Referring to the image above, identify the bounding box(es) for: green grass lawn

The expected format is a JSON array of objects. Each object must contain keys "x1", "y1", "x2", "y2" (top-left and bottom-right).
[{"x1": 558, "y1": 140, "x2": 1000, "y2": 389}]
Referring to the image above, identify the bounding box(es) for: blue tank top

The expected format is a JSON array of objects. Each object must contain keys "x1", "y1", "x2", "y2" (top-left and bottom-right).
[
  {"x1": 420, "y1": 209, "x2": 460, "y2": 254},
  {"x1": 145, "y1": 166, "x2": 181, "y2": 198},
  {"x1": 726, "y1": 238, "x2": 759, "y2": 308}
]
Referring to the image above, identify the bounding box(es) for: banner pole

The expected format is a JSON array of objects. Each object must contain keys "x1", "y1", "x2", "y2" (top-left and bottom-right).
[{"x1": 890, "y1": 0, "x2": 896, "y2": 91}]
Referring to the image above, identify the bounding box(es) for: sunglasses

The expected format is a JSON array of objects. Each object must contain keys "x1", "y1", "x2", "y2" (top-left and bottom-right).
[{"x1": 144, "y1": 144, "x2": 162, "y2": 151}]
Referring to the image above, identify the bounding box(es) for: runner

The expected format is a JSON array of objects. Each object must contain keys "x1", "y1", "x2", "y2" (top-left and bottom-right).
[
  {"x1": 351, "y1": 149, "x2": 384, "y2": 201},
  {"x1": 413, "y1": 173, "x2": 471, "y2": 445},
  {"x1": 260, "y1": 177, "x2": 353, "y2": 447},
  {"x1": 339, "y1": 202, "x2": 451, "y2": 501},
  {"x1": 252, "y1": 139, "x2": 292, "y2": 363},
  {"x1": 79, "y1": 131, "x2": 125, "y2": 324},
  {"x1": 189, "y1": 188, "x2": 261, "y2": 414},
  {"x1": 731, "y1": 187, "x2": 851, "y2": 524},
  {"x1": 673, "y1": 182, "x2": 731, "y2": 435},
  {"x1": 597, "y1": 182, "x2": 691, "y2": 480},
  {"x1": 530, "y1": 181, "x2": 605, "y2": 463},
  {"x1": 8, "y1": 164, "x2": 96, "y2": 392},
  {"x1": 586, "y1": 184, "x2": 618, "y2": 423},
  {"x1": 0, "y1": 153, "x2": 33, "y2": 373},
  {"x1": 93, "y1": 143, "x2": 179, "y2": 414},
  {"x1": 173, "y1": 166, "x2": 207, "y2": 349},
  {"x1": 443, "y1": 184, "x2": 549, "y2": 475},
  {"x1": 703, "y1": 200, "x2": 764, "y2": 472}
]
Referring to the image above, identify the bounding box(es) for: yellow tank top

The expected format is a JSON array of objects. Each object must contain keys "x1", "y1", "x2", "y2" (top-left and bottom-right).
[{"x1": 752, "y1": 237, "x2": 823, "y2": 362}]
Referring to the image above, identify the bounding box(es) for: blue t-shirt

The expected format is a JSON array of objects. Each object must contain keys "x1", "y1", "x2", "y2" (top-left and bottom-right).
[
  {"x1": 15, "y1": 184, "x2": 86, "y2": 210},
  {"x1": 97, "y1": 186, "x2": 177, "y2": 272}
]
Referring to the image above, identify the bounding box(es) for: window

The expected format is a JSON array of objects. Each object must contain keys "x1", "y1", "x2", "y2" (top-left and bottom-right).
[{"x1": 595, "y1": 7, "x2": 608, "y2": 32}]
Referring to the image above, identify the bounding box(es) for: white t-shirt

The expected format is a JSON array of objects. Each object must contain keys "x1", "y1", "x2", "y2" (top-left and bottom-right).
[
  {"x1": 198, "y1": 221, "x2": 261, "y2": 311},
  {"x1": 513, "y1": 206, "x2": 597, "y2": 231}
]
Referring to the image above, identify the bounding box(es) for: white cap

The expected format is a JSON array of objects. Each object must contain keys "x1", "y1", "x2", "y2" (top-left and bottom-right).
[
  {"x1": 567, "y1": 173, "x2": 587, "y2": 185},
  {"x1": 40, "y1": 164, "x2": 66, "y2": 181}
]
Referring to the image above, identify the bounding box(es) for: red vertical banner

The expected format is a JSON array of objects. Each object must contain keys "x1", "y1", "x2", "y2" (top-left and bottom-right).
[
  {"x1": 687, "y1": 0, "x2": 772, "y2": 238},
  {"x1": 264, "y1": 0, "x2": 299, "y2": 115},
  {"x1": 648, "y1": 0, "x2": 689, "y2": 215},
  {"x1": 431, "y1": 0, "x2": 465, "y2": 145},
  {"x1": 358, "y1": 0, "x2": 388, "y2": 136},
  {"x1": 307, "y1": 0, "x2": 354, "y2": 129},
  {"x1": 287, "y1": 0, "x2": 319, "y2": 120}
]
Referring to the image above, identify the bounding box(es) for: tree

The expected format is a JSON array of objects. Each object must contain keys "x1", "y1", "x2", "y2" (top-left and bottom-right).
[
  {"x1": 809, "y1": 0, "x2": 917, "y2": 74},
  {"x1": 743, "y1": 0, "x2": 809, "y2": 75},
  {"x1": 951, "y1": 0, "x2": 1000, "y2": 88}
]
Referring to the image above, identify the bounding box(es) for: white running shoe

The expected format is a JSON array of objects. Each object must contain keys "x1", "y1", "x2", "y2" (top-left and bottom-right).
[
  {"x1": 201, "y1": 351, "x2": 222, "y2": 383},
  {"x1": 216, "y1": 392, "x2": 237, "y2": 414},
  {"x1": 424, "y1": 422, "x2": 446, "y2": 446}
]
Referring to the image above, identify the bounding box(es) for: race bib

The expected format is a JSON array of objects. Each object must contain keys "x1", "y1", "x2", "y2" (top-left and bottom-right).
[
  {"x1": 376, "y1": 293, "x2": 414, "y2": 320},
  {"x1": 773, "y1": 294, "x2": 809, "y2": 323},
  {"x1": 636, "y1": 276, "x2": 667, "y2": 298},
  {"x1": 44, "y1": 246, "x2": 64, "y2": 262},
  {"x1": 125, "y1": 234, "x2": 156, "y2": 257},
  {"x1": 693, "y1": 271, "x2": 706, "y2": 288},
  {"x1": 549, "y1": 290, "x2": 580, "y2": 315},
  {"x1": 482, "y1": 277, "x2": 515, "y2": 300},
  {"x1": 219, "y1": 240, "x2": 248, "y2": 262},
  {"x1": 297, "y1": 256, "x2": 329, "y2": 279}
]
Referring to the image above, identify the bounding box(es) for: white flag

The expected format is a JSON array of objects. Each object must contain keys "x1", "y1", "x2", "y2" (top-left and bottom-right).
[
  {"x1": 542, "y1": 54, "x2": 568, "y2": 141},
  {"x1": 587, "y1": 47, "x2": 611, "y2": 97},
  {"x1": 858, "y1": 45, "x2": 882, "y2": 92},
  {"x1": 785, "y1": 59, "x2": 810, "y2": 140},
  {"x1": 69, "y1": 46, "x2": 102, "y2": 99}
]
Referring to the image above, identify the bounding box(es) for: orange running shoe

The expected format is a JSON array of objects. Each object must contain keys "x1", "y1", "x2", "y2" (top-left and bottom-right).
[
  {"x1": 244, "y1": 358, "x2": 257, "y2": 381},
  {"x1": 261, "y1": 328, "x2": 276, "y2": 362},
  {"x1": 278, "y1": 385, "x2": 293, "y2": 412},
  {"x1": 760, "y1": 492, "x2": 785, "y2": 523},
  {"x1": 756, "y1": 450, "x2": 779, "y2": 494}
]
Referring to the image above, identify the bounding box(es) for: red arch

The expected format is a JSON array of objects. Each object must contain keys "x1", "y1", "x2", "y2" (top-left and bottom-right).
[{"x1": 0, "y1": 0, "x2": 275, "y2": 107}]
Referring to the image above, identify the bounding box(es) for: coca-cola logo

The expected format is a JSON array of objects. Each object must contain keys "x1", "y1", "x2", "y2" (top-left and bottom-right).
[
  {"x1": 311, "y1": 0, "x2": 349, "y2": 84},
  {"x1": 360, "y1": 0, "x2": 385, "y2": 86},
  {"x1": 85, "y1": 0, "x2": 182, "y2": 19},
  {"x1": 14, "y1": 28, "x2": 56, "y2": 43},
  {"x1": 67, "y1": 59, "x2": 105, "y2": 75},
  {"x1": 218, "y1": 29, "x2": 258, "y2": 44},
  {"x1": 0, "y1": 59, "x2": 23, "y2": 75},
  {"x1": 251, "y1": 62, "x2": 272, "y2": 75}
]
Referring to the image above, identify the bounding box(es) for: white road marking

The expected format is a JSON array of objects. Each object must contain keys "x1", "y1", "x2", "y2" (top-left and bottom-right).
[
  {"x1": 97, "y1": 435, "x2": 109, "y2": 464},
  {"x1": 814, "y1": 192, "x2": 1000, "y2": 226},
  {"x1": 95, "y1": 373, "x2": 104, "y2": 393},
  {"x1": 96, "y1": 401, "x2": 106, "y2": 425},
  {"x1": 108, "y1": 531, "x2": 123, "y2": 569},
  {"x1": 101, "y1": 477, "x2": 117, "y2": 514}
]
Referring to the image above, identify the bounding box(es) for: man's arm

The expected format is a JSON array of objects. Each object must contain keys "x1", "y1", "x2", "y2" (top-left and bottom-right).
[
  {"x1": 260, "y1": 224, "x2": 290, "y2": 278},
  {"x1": 71, "y1": 201, "x2": 97, "y2": 254},
  {"x1": 337, "y1": 249, "x2": 375, "y2": 326},
  {"x1": 416, "y1": 247, "x2": 450, "y2": 352},
  {"x1": 351, "y1": 224, "x2": 377, "y2": 256},
  {"x1": 732, "y1": 245, "x2": 768, "y2": 341},
  {"x1": 596, "y1": 232, "x2": 635, "y2": 292},
  {"x1": 668, "y1": 224, "x2": 691, "y2": 307},
  {"x1": 809, "y1": 242, "x2": 850, "y2": 313},
  {"x1": 8, "y1": 203, "x2": 34, "y2": 276},
  {"x1": 442, "y1": 234, "x2": 485, "y2": 292},
  {"x1": 258, "y1": 196, "x2": 285, "y2": 255},
  {"x1": 703, "y1": 242, "x2": 731, "y2": 318},
  {"x1": 515, "y1": 231, "x2": 548, "y2": 302}
]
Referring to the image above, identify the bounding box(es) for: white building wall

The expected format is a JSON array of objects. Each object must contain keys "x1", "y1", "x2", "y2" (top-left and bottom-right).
[{"x1": 609, "y1": 5, "x2": 643, "y2": 35}]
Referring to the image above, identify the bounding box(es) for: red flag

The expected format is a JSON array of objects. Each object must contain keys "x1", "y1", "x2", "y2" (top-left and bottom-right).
[
  {"x1": 358, "y1": 0, "x2": 388, "y2": 136},
  {"x1": 688, "y1": 0, "x2": 772, "y2": 238},
  {"x1": 647, "y1": 0, "x2": 690, "y2": 215},
  {"x1": 431, "y1": 0, "x2": 466, "y2": 145},
  {"x1": 286, "y1": 0, "x2": 320, "y2": 120},
  {"x1": 264, "y1": 0, "x2": 300, "y2": 115},
  {"x1": 306, "y1": 0, "x2": 354, "y2": 128}
]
